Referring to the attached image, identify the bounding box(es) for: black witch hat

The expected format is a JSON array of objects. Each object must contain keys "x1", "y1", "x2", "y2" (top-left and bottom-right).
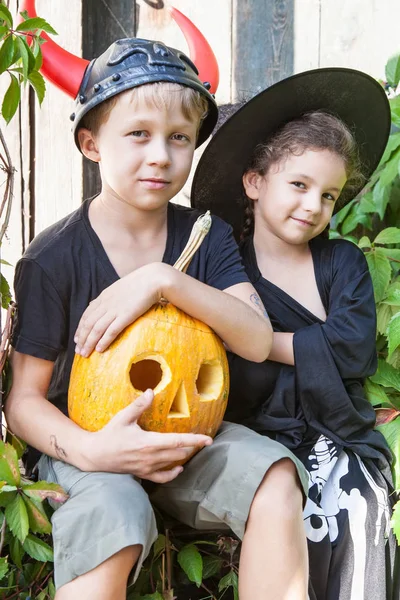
[{"x1": 191, "y1": 68, "x2": 391, "y2": 240}]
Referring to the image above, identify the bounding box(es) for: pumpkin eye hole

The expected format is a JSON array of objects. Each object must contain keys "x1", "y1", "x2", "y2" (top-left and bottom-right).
[
  {"x1": 129, "y1": 359, "x2": 164, "y2": 392},
  {"x1": 196, "y1": 361, "x2": 224, "y2": 401}
]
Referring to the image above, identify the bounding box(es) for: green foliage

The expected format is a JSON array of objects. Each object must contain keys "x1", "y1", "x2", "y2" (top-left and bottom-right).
[
  {"x1": 0, "y1": 2, "x2": 57, "y2": 124},
  {"x1": 331, "y1": 51, "x2": 400, "y2": 544},
  {"x1": 0, "y1": 439, "x2": 67, "y2": 599},
  {"x1": 126, "y1": 531, "x2": 240, "y2": 599}
]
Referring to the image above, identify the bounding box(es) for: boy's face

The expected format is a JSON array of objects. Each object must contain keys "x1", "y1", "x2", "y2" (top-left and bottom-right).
[{"x1": 79, "y1": 89, "x2": 199, "y2": 213}]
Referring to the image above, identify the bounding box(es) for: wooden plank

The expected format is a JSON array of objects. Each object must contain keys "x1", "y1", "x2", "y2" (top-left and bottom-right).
[
  {"x1": 293, "y1": 0, "x2": 320, "y2": 73},
  {"x1": 232, "y1": 0, "x2": 294, "y2": 100},
  {"x1": 82, "y1": 0, "x2": 138, "y2": 200},
  {"x1": 319, "y1": 0, "x2": 400, "y2": 79},
  {"x1": 33, "y1": 0, "x2": 83, "y2": 235}
]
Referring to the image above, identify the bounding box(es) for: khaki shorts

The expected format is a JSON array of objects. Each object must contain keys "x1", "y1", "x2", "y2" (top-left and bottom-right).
[{"x1": 38, "y1": 421, "x2": 309, "y2": 589}]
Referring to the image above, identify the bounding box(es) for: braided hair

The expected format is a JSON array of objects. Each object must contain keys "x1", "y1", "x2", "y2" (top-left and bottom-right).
[{"x1": 241, "y1": 111, "x2": 364, "y2": 240}]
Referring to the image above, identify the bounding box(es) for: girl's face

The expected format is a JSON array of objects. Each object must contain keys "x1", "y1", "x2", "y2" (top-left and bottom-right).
[{"x1": 243, "y1": 149, "x2": 347, "y2": 245}]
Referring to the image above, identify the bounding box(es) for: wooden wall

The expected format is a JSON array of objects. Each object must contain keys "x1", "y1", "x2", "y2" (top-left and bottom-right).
[{"x1": 1, "y1": 0, "x2": 400, "y2": 291}]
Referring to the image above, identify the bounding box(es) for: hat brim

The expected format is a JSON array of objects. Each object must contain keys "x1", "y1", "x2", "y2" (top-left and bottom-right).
[{"x1": 191, "y1": 67, "x2": 391, "y2": 240}]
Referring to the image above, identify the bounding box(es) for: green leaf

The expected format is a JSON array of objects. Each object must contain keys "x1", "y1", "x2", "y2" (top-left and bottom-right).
[
  {"x1": 364, "y1": 379, "x2": 391, "y2": 407},
  {"x1": 22, "y1": 534, "x2": 54, "y2": 562},
  {"x1": 330, "y1": 198, "x2": 355, "y2": 228},
  {"x1": 16, "y1": 36, "x2": 35, "y2": 78},
  {"x1": 379, "y1": 248, "x2": 400, "y2": 261},
  {"x1": 48, "y1": 578, "x2": 56, "y2": 598},
  {"x1": 387, "y1": 346, "x2": 400, "y2": 370},
  {"x1": 376, "y1": 419, "x2": 400, "y2": 489},
  {"x1": 390, "y1": 95, "x2": 400, "y2": 129},
  {"x1": 202, "y1": 555, "x2": 223, "y2": 579},
  {"x1": 358, "y1": 191, "x2": 377, "y2": 213},
  {"x1": 28, "y1": 70, "x2": 45, "y2": 105},
  {"x1": 373, "y1": 179, "x2": 391, "y2": 220},
  {"x1": 358, "y1": 236, "x2": 371, "y2": 249},
  {"x1": 32, "y1": 41, "x2": 43, "y2": 69},
  {"x1": 379, "y1": 132, "x2": 400, "y2": 166},
  {"x1": 365, "y1": 249, "x2": 392, "y2": 303},
  {"x1": 0, "y1": 273, "x2": 11, "y2": 309},
  {"x1": 22, "y1": 480, "x2": 68, "y2": 504},
  {"x1": 16, "y1": 35, "x2": 29, "y2": 80},
  {"x1": 5, "y1": 495, "x2": 29, "y2": 544},
  {"x1": 341, "y1": 209, "x2": 360, "y2": 236},
  {"x1": 0, "y1": 25, "x2": 8, "y2": 40},
  {"x1": 152, "y1": 533, "x2": 165, "y2": 559},
  {"x1": 16, "y1": 17, "x2": 56, "y2": 35},
  {"x1": 0, "y1": 441, "x2": 20, "y2": 486},
  {"x1": 370, "y1": 359, "x2": 400, "y2": 392},
  {"x1": 218, "y1": 570, "x2": 239, "y2": 600},
  {"x1": 0, "y1": 490, "x2": 17, "y2": 507},
  {"x1": 0, "y1": 557, "x2": 8, "y2": 582},
  {"x1": 177, "y1": 544, "x2": 203, "y2": 587},
  {"x1": 2, "y1": 73, "x2": 21, "y2": 124},
  {"x1": 22, "y1": 494, "x2": 52, "y2": 534},
  {"x1": 387, "y1": 312, "x2": 400, "y2": 357},
  {"x1": 379, "y1": 150, "x2": 400, "y2": 187},
  {"x1": 9, "y1": 536, "x2": 24, "y2": 570},
  {"x1": 0, "y1": 34, "x2": 15, "y2": 74},
  {"x1": 374, "y1": 227, "x2": 400, "y2": 245},
  {"x1": 0, "y1": 4, "x2": 13, "y2": 28},
  {"x1": 136, "y1": 593, "x2": 163, "y2": 600},
  {"x1": 5, "y1": 431, "x2": 26, "y2": 461},
  {"x1": 391, "y1": 499, "x2": 400, "y2": 544}
]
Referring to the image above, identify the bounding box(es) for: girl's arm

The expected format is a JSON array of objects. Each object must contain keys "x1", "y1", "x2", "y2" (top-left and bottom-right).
[
  {"x1": 74, "y1": 262, "x2": 272, "y2": 363},
  {"x1": 267, "y1": 332, "x2": 295, "y2": 365}
]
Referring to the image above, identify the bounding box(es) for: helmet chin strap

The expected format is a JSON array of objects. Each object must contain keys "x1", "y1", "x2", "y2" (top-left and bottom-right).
[{"x1": 19, "y1": 1, "x2": 219, "y2": 97}]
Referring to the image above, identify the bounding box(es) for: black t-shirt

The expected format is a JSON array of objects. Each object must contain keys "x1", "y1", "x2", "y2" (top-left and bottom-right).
[{"x1": 11, "y1": 199, "x2": 248, "y2": 416}]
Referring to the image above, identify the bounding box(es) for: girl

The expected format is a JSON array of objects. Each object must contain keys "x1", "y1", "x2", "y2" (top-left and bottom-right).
[{"x1": 192, "y1": 68, "x2": 398, "y2": 600}]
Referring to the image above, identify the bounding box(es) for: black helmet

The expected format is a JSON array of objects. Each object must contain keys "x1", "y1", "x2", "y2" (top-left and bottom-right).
[{"x1": 69, "y1": 38, "x2": 218, "y2": 149}]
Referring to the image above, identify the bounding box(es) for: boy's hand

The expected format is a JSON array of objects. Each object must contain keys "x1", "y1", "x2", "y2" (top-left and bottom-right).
[
  {"x1": 75, "y1": 263, "x2": 171, "y2": 357},
  {"x1": 82, "y1": 389, "x2": 213, "y2": 482}
]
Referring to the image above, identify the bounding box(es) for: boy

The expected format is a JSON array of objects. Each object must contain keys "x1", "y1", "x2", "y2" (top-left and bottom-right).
[{"x1": 6, "y1": 37, "x2": 309, "y2": 599}]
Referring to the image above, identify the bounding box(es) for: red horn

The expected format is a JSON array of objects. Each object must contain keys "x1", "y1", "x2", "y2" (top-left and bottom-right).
[
  {"x1": 169, "y1": 7, "x2": 219, "y2": 95},
  {"x1": 19, "y1": 0, "x2": 89, "y2": 98}
]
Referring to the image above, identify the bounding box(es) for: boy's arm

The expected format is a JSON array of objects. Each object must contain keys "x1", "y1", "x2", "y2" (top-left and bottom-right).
[
  {"x1": 74, "y1": 262, "x2": 272, "y2": 362},
  {"x1": 5, "y1": 350, "x2": 212, "y2": 480}
]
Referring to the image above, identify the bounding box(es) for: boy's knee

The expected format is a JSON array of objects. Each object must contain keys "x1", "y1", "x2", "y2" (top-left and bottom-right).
[{"x1": 250, "y1": 458, "x2": 304, "y2": 518}]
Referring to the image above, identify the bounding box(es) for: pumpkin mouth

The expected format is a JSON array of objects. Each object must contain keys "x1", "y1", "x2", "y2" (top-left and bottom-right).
[
  {"x1": 196, "y1": 361, "x2": 224, "y2": 401},
  {"x1": 129, "y1": 355, "x2": 171, "y2": 393}
]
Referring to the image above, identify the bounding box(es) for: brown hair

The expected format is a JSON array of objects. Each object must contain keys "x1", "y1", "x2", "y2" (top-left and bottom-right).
[
  {"x1": 79, "y1": 81, "x2": 209, "y2": 138},
  {"x1": 242, "y1": 111, "x2": 364, "y2": 239}
]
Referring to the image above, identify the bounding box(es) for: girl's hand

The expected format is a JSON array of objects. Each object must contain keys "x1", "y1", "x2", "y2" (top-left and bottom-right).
[
  {"x1": 74, "y1": 263, "x2": 172, "y2": 356},
  {"x1": 82, "y1": 390, "x2": 213, "y2": 482}
]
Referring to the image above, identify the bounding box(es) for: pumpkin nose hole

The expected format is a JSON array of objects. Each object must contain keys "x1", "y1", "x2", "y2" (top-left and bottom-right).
[
  {"x1": 196, "y1": 362, "x2": 223, "y2": 401},
  {"x1": 168, "y1": 382, "x2": 190, "y2": 418},
  {"x1": 130, "y1": 359, "x2": 163, "y2": 392}
]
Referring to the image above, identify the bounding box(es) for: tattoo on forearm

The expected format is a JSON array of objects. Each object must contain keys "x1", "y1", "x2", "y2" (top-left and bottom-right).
[
  {"x1": 250, "y1": 293, "x2": 270, "y2": 320},
  {"x1": 50, "y1": 435, "x2": 68, "y2": 461}
]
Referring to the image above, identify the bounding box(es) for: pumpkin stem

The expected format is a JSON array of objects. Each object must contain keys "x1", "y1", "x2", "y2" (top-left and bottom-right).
[
  {"x1": 159, "y1": 211, "x2": 212, "y2": 306},
  {"x1": 173, "y1": 210, "x2": 212, "y2": 273}
]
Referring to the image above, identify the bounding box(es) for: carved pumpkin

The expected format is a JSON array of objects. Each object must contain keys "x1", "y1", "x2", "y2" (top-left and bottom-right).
[{"x1": 68, "y1": 303, "x2": 229, "y2": 445}]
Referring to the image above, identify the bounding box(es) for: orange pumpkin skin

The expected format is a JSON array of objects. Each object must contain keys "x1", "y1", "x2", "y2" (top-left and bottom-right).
[{"x1": 68, "y1": 303, "x2": 229, "y2": 445}]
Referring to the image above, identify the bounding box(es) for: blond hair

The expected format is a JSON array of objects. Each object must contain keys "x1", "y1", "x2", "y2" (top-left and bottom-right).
[{"x1": 79, "y1": 82, "x2": 209, "y2": 136}]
